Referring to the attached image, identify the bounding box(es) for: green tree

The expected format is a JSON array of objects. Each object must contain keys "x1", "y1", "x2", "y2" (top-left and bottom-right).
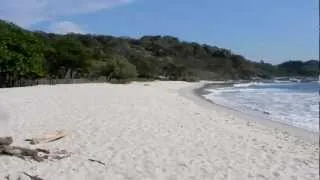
[
  {"x1": 101, "y1": 56, "x2": 137, "y2": 80},
  {"x1": 50, "y1": 36, "x2": 91, "y2": 78},
  {"x1": 0, "y1": 20, "x2": 45, "y2": 86},
  {"x1": 128, "y1": 53, "x2": 158, "y2": 79},
  {"x1": 2, "y1": 19, "x2": 319, "y2": 87}
]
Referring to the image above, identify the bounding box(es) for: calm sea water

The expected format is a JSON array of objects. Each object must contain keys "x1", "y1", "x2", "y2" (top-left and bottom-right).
[{"x1": 203, "y1": 82, "x2": 319, "y2": 132}]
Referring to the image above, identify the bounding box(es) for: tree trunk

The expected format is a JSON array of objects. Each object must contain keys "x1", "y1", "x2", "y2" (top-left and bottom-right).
[
  {"x1": 70, "y1": 69, "x2": 73, "y2": 79},
  {"x1": 0, "y1": 72, "x2": 6, "y2": 88},
  {"x1": 107, "y1": 72, "x2": 114, "y2": 81}
]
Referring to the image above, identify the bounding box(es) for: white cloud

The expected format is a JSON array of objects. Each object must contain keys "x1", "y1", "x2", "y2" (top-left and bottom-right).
[
  {"x1": 0, "y1": 0, "x2": 133, "y2": 27},
  {"x1": 48, "y1": 21, "x2": 85, "y2": 34}
]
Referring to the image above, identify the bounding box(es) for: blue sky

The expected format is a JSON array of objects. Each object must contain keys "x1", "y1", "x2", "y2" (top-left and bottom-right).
[{"x1": 0, "y1": 0, "x2": 318, "y2": 64}]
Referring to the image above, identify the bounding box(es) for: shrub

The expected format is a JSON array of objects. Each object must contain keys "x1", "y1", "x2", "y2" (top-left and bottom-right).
[{"x1": 101, "y1": 56, "x2": 138, "y2": 81}]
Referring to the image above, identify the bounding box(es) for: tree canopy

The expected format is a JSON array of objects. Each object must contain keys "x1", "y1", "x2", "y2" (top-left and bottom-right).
[
  {"x1": 0, "y1": 19, "x2": 318, "y2": 87},
  {"x1": 0, "y1": 20, "x2": 46, "y2": 84}
]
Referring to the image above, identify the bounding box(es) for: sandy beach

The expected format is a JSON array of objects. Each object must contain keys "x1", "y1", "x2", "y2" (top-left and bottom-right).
[{"x1": 0, "y1": 81, "x2": 318, "y2": 180}]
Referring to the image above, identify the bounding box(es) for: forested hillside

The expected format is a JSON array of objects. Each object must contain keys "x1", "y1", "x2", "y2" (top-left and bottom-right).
[
  {"x1": 277, "y1": 60, "x2": 319, "y2": 77},
  {"x1": 0, "y1": 20, "x2": 318, "y2": 87}
]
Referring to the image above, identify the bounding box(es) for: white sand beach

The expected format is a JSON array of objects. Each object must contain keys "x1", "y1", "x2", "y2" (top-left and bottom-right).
[{"x1": 0, "y1": 81, "x2": 318, "y2": 180}]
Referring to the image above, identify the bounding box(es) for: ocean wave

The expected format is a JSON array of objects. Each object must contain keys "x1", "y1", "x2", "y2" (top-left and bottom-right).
[
  {"x1": 205, "y1": 87, "x2": 285, "y2": 94},
  {"x1": 203, "y1": 83, "x2": 319, "y2": 132},
  {"x1": 233, "y1": 82, "x2": 263, "y2": 87}
]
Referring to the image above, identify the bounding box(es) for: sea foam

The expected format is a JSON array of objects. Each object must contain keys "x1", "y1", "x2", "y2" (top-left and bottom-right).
[{"x1": 204, "y1": 82, "x2": 319, "y2": 132}]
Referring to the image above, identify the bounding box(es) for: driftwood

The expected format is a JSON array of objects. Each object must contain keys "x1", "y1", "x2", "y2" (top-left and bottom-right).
[
  {"x1": 1, "y1": 136, "x2": 70, "y2": 179},
  {"x1": 4, "y1": 173, "x2": 43, "y2": 180},
  {"x1": 0, "y1": 137, "x2": 13, "y2": 145},
  {"x1": 4, "y1": 175, "x2": 22, "y2": 180},
  {"x1": 23, "y1": 172, "x2": 44, "y2": 180},
  {"x1": 0, "y1": 145, "x2": 49, "y2": 162},
  {"x1": 25, "y1": 130, "x2": 67, "y2": 145},
  {"x1": 49, "y1": 150, "x2": 71, "y2": 160},
  {"x1": 0, "y1": 136, "x2": 72, "y2": 162},
  {"x1": 88, "y1": 158, "x2": 106, "y2": 166}
]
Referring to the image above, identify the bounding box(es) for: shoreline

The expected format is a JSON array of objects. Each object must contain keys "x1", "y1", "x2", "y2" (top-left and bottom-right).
[
  {"x1": 179, "y1": 81, "x2": 319, "y2": 143},
  {"x1": 0, "y1": 81, "x2": 318, "y2": 179}
]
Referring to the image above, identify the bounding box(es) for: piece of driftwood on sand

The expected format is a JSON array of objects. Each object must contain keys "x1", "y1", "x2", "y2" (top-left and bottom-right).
[
  {"x1": 25, "y1": 130, "x2": 67, "y2": 145},
  {"x1": 88, "y1": 158, "x2": 106, "y2": 166},
  {"x1": 23, "y1": 172, "x2": 44, "y2": 180},
  {"x1": 0, "y1": 136, "x2": 51, "y2": 162},
  {"x1": 0, "y1": 144, "x2": 50, "y2": 162},
  {"x1": 0, "y1": 134, "x2": 71, "y2": 163},
  {"x1": 4, "y1": 172, "x2": 44, "y2": 180}
]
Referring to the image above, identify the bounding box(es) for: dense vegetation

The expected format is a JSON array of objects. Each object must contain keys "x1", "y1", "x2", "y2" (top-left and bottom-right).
[
  {"x1": 0, "y1": 20, "x2": 318, "y2": 87},
  {"x1": 277, "y1": 60, "x2": 319, "y2": 77}
]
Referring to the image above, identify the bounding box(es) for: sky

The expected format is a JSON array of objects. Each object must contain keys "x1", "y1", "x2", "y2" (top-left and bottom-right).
[{"x1": 0, "y1": 0, "x2": 318, "y2": 64}]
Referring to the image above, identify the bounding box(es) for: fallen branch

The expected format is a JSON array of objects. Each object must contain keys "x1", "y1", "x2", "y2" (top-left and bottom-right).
[
  {"x1": 25, "y1": 130, "x2": 67, "y2": 145},
  {"x1": 1, "y1": 136, "x2": 70, "y2": 162},
  {"x1": 23, "y1": 172, "x2": 44, "y2": 180},
  {"x1": 88, "y1": 158, "x2": 106, "y2": 166},
  {"x1": 0, "y1": 145, "x2": 49, "y2": 162}
]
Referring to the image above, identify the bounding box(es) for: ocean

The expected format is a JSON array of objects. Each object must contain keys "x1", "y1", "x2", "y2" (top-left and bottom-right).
[{"x1": 203, "y1": 81, "x2": 319, "y2": 132}]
